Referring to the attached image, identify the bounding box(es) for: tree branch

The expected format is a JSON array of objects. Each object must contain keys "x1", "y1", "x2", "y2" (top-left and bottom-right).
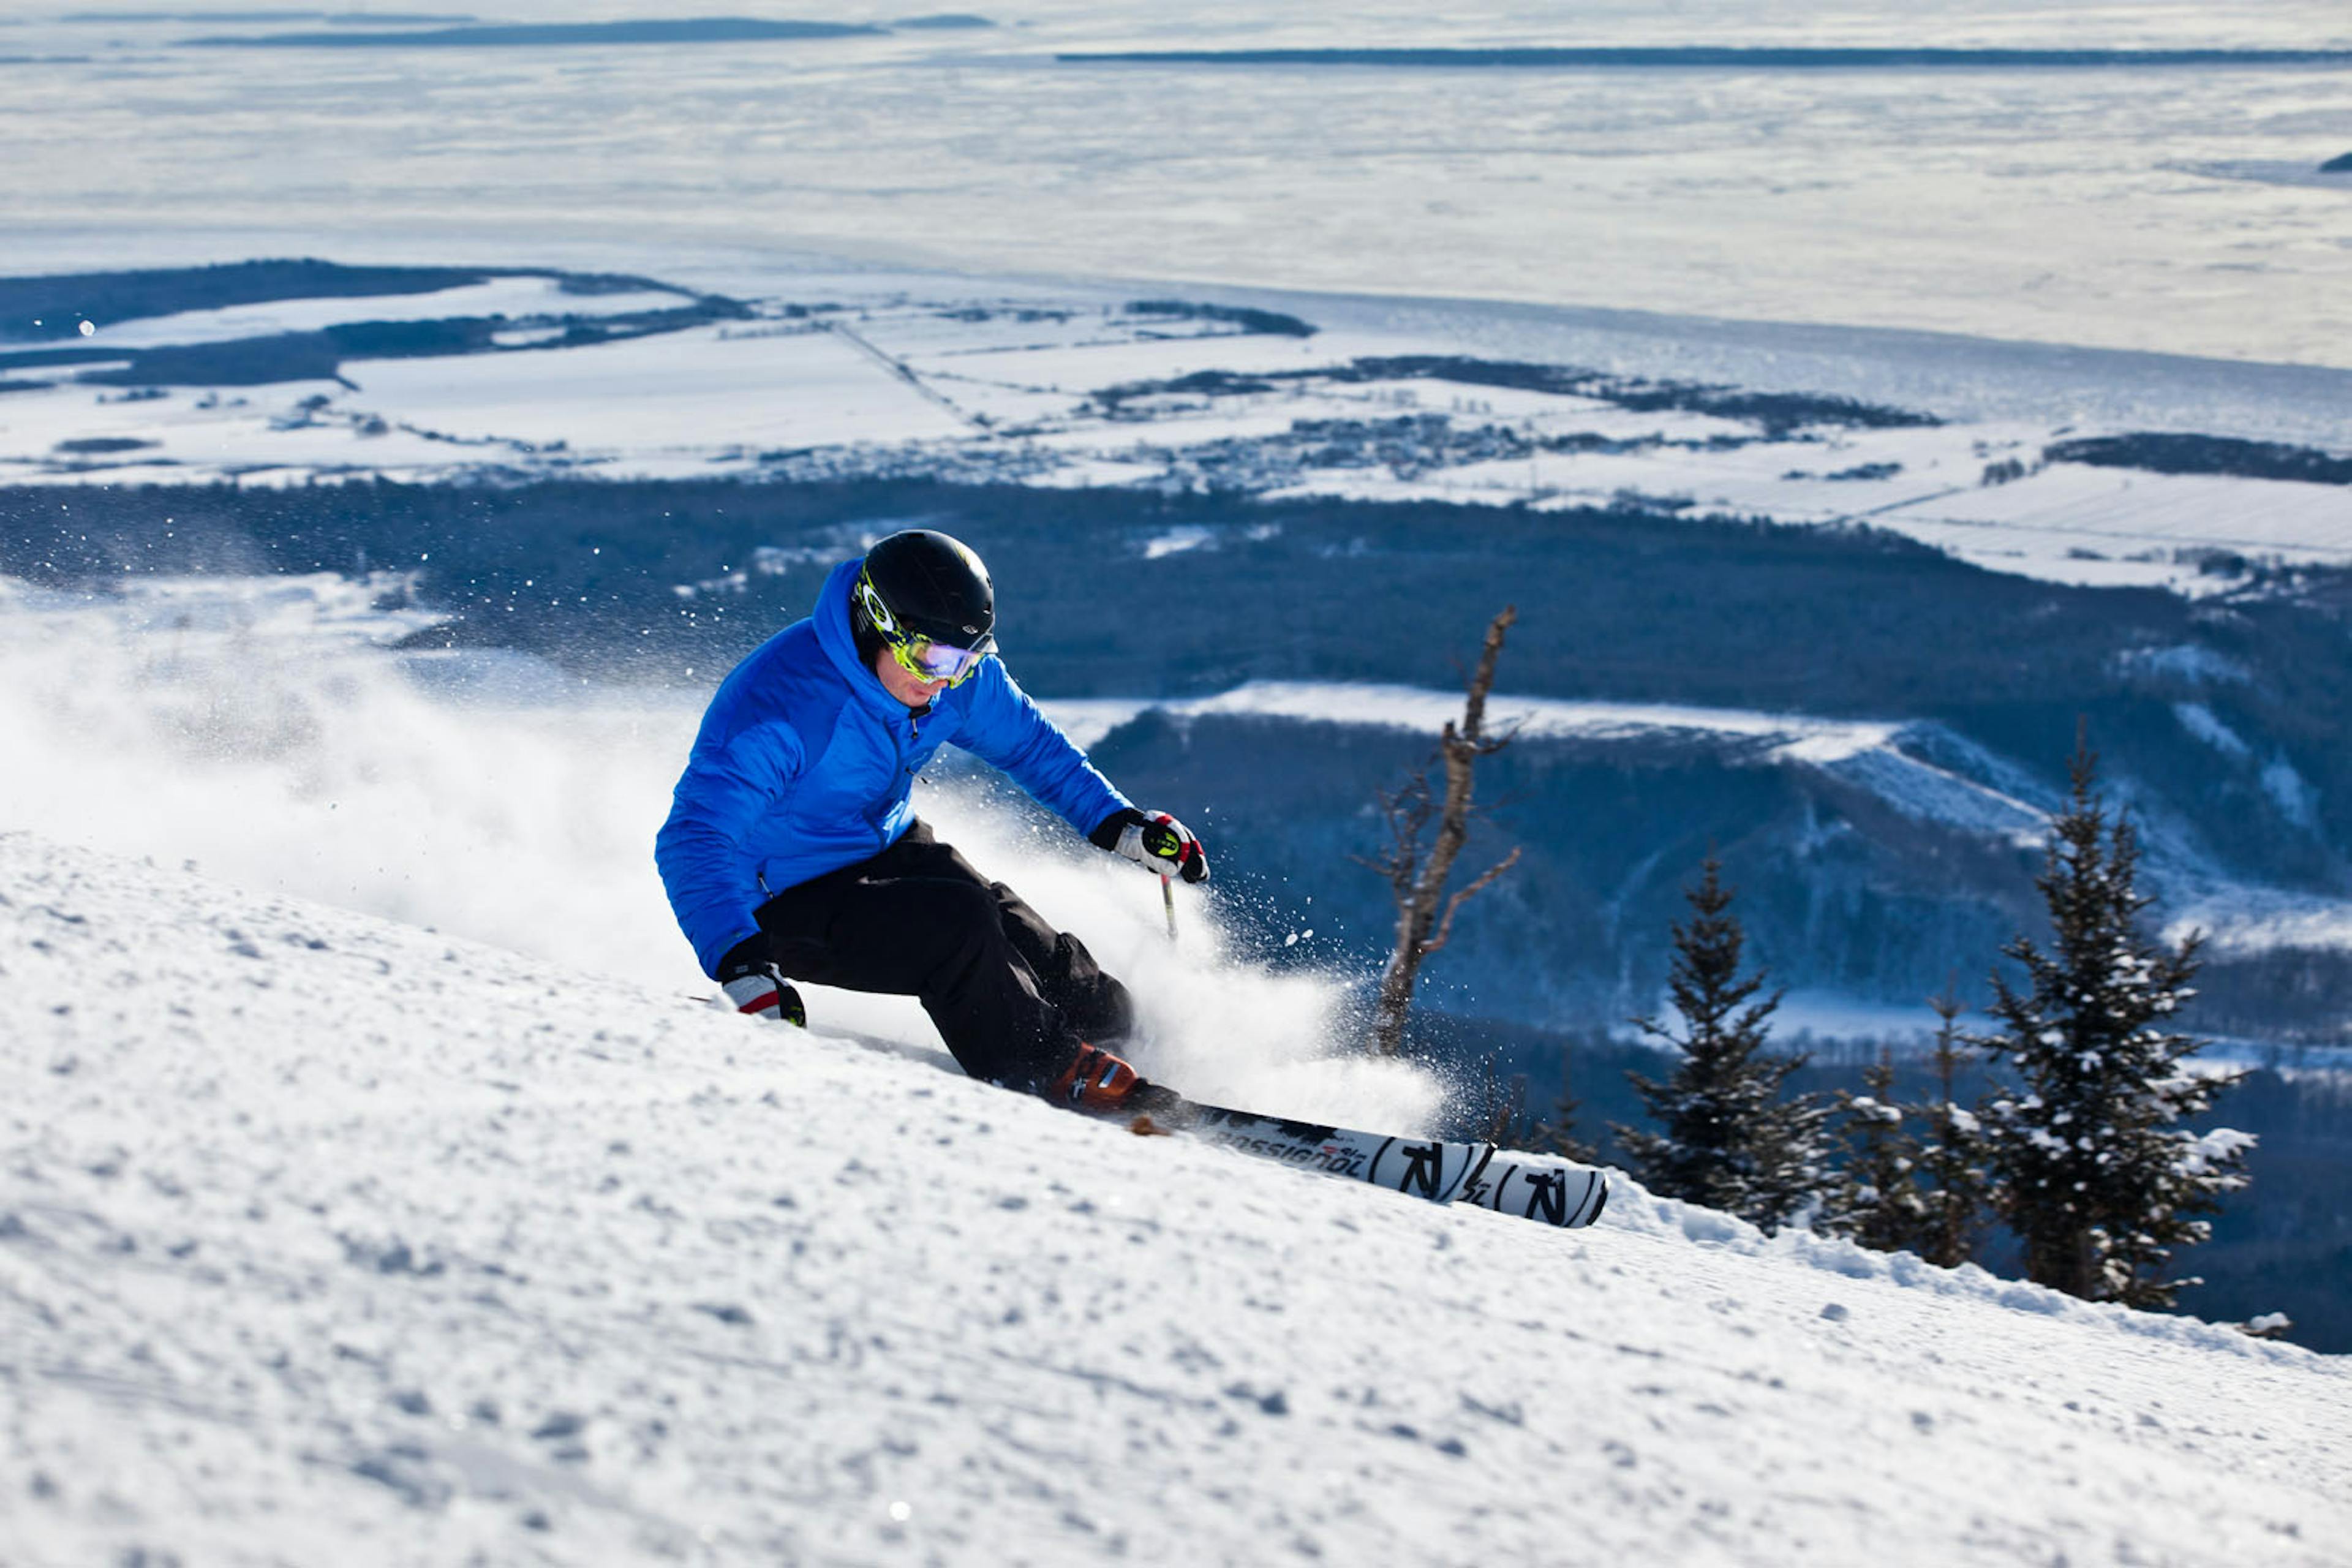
[
  {"x1": 1458, "y1": 605, "x2": 1517, "y2": 747},
  {"x1": 1420, "y1": 846, "x2": 1523, "y2": 957}
]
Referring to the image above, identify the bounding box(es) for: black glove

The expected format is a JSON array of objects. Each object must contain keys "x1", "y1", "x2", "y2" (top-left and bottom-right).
[
  {"x1": 716, "y1": 934, "x2": 807, "y2": 1027},
  {"x1": 1089, "y1": 807, "x2": 1209, "y2": 884}
]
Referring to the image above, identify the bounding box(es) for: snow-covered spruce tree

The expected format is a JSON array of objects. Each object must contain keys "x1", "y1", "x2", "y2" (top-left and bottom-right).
[
  {"x1": 1974, "y1": 736, "x2": 2253, "y2": 1308},
  {"x1": 1615, "y1": 857, "x2": 1828, "y2": 1234},
  {"x1": 1821, "y1": 1050, "x2": 1929, "y2": 1253}
]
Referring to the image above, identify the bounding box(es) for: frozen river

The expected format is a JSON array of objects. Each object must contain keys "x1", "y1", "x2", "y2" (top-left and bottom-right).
[{"x1": 4, "y1": 0, "x2": 2351, "y2": 369}]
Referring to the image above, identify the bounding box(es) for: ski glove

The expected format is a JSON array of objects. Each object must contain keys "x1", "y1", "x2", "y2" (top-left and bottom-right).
[
  {"x1": 716, "y1": 935, "x2": 807, "y2": 1027},
  {"x1": 1089, "y1": 808, "x2": 1209, "y2": 884}
]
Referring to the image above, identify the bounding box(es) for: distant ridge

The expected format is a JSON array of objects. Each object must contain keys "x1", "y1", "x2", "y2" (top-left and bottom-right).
[
  {"x1": 186, "y1": 17, "x2": 884, "y2": 48},
  {"x1": 70, "y1": 9, "x2": 330, "y2": 18},
  {"x1": 69, "y1": 9, "x2": 472, "y2": 20},
  {"x1": 1059, "y1": 46, "x2": 2352, "y2": 70}
]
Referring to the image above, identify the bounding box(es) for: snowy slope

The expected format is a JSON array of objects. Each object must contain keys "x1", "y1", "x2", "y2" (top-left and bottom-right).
[{"x1": 5, "y1": 832, "x2": 2348, "y2": 1567}]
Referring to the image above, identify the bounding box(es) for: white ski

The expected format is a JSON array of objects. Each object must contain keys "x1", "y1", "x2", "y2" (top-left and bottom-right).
[
  {"x1": 1143, "y1": 1099, "x2": 1493, "y2": 1206},
  {"x1": 1460, "y1": 1151, "x2": 1610, "y2": 1229}
]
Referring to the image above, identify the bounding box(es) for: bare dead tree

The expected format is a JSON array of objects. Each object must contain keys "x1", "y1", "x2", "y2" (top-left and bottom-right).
[{"x1": 1358, "y1": 605, "x2": 1522, "y2": 1057}]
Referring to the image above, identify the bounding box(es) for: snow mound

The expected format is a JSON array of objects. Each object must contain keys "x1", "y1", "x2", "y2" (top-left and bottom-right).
[{"x1": 4, "y1": 833, "x2": 2348, "y2": 1566}]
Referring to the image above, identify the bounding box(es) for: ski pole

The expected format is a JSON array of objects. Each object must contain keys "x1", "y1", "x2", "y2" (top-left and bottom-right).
[{"x1": 1161, "y1": 873, "x2": 1178, "y2": 943}]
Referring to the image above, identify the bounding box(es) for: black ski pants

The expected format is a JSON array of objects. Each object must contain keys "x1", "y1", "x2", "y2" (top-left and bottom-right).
[{"x1": 752, "y1": 820, "x2": 1135, "y2": 1090}]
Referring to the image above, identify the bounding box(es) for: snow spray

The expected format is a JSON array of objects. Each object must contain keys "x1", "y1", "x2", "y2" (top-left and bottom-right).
[{"x1": 0, "y1": 572, "x2": 1446, "y2": 1131}]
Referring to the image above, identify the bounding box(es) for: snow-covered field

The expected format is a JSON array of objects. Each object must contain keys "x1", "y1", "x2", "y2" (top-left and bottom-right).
[
  {"x1": 7, "y1": 270, "x2": 2350, "y2": 595},
  {"x1": 6, "y1": 3, "x2": 2352, "y2": 595},
  {"x1": 7, "y1": 827, "x2": 2350, "y2": 1566}
]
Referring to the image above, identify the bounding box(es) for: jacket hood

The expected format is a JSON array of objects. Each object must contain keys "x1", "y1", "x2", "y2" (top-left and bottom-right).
[{"x1": 814, "y1": 558, "x2": 905, "y2": 717}]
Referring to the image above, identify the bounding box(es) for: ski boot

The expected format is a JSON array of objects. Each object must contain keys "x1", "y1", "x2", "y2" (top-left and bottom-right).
[
  {"x1": 1044, "y1": 1044, "x2": 1185, "y2": 1120},
  {"x1": 720, "y1": 962, "x2": 806, "y2": 1027}
]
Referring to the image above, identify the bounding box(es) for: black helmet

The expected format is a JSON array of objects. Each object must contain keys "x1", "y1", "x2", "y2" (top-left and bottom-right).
[{"x1": 854, "y1": 529, "x2": 997, "y2": 684}]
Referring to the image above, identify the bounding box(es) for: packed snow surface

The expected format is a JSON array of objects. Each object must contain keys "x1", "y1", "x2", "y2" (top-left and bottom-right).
[{"x1": 5, "y1": 831, "x2": 2349, "y2": 1566}]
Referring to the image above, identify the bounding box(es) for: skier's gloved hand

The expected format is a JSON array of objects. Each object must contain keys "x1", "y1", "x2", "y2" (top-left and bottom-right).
[
  {"x1": 1089, "y1": 807, "x2": 1209, "y2": 884},
  {"x1": 716, "y1": 934, "x2": 807, "y2": 1027}
]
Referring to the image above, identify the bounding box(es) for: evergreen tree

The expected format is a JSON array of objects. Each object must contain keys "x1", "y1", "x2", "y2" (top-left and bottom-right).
[
  {"x1": 1544, "y1": 1051, "x2": 1600, "y2": 1165},
  {"x1": 1973, "y1": 734, "x2": 2254, "y2": 1308},
  {"x1": 1471, "y1": 1058, "x2": 1545, "y2": 1148},
  {"x1": 1821, "y1": 1049, "x2": 1928, "y2": 1253},
  {"x1": 1912, "y1": 988, "x2": 1993, "y2": 1270},
  {"x1": 1470, "y1": 1055, "x2": 1600, "y2": 1163},
  {"x1": 1819, "y1": 997, "x2": 1994, "y2": 1264},
  {"x1": 1615, "y1": 856, "x2": 1828, "y2": 1233}
]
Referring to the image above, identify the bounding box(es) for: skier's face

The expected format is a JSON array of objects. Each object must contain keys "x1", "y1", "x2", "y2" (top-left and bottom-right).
[{"x1": 873, "y1": 646, "x2": 948, "y2": 707}]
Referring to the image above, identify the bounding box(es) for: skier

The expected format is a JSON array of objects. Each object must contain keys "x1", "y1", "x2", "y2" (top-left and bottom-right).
[{"x1": 654, "y1": 528, "x2": 1208, "y2": 1114}]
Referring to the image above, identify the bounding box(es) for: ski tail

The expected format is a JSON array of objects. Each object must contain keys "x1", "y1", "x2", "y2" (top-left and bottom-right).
[{"x1": 1460, "y1": 1151, "x2": 1610, "y2": 1229}]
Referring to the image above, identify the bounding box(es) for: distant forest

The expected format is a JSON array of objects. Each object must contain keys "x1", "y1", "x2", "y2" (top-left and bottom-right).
[{"x1": 0, "y1": 258, "x2": 685, "y2": 343}]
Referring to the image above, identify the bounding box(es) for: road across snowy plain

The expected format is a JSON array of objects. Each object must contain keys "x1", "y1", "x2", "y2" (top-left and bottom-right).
[{"x1": 4, "y1": 833, "x2": 2346, "y2": 1566}]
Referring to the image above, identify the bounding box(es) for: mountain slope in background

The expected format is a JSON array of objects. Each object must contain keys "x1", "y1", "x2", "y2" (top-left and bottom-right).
[
  {"x1": 1074, "y1": 692, "x2": 2352, "y2": 1047},
  {"x1": 4, "y1": 832, "x2": 2348, "y2": 1565}
]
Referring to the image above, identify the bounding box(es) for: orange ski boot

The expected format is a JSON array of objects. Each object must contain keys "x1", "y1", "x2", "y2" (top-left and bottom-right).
[
  {"x1": 1044, "y1": 1044, "x2": 1145, "y2": 1113},
  {"x1": 1044, "y1": 1044, "x2": 1190, "y2": 1125}
]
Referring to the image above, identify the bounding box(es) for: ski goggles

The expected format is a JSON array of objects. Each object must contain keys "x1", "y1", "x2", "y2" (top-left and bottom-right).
[{"x1": 856, "y1": 571, "x2": 995, "y2": 687}]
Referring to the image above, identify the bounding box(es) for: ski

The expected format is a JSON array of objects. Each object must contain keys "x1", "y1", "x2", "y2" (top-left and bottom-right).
[
  {"x1": 1130, "y1": 1095, "x2": 1492, "y2": 1206},
  {"x1": 1460, "y1": 1150, "x2": 1611, "y2": 1229},
  {"x1": 1122, "y1": 1090, "x2": 1610, "y2": 1229}
]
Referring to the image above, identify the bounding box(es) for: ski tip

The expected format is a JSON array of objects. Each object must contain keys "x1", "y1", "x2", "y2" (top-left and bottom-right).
[{"x1": 1461, "y1": 1155, "x2": 1611, "y2": 1229}]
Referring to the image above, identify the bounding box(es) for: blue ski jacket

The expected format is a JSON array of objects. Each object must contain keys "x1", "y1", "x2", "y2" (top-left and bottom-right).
[{"x1": 655, "y1": 559, "x2": 1131, "y2": 978}]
